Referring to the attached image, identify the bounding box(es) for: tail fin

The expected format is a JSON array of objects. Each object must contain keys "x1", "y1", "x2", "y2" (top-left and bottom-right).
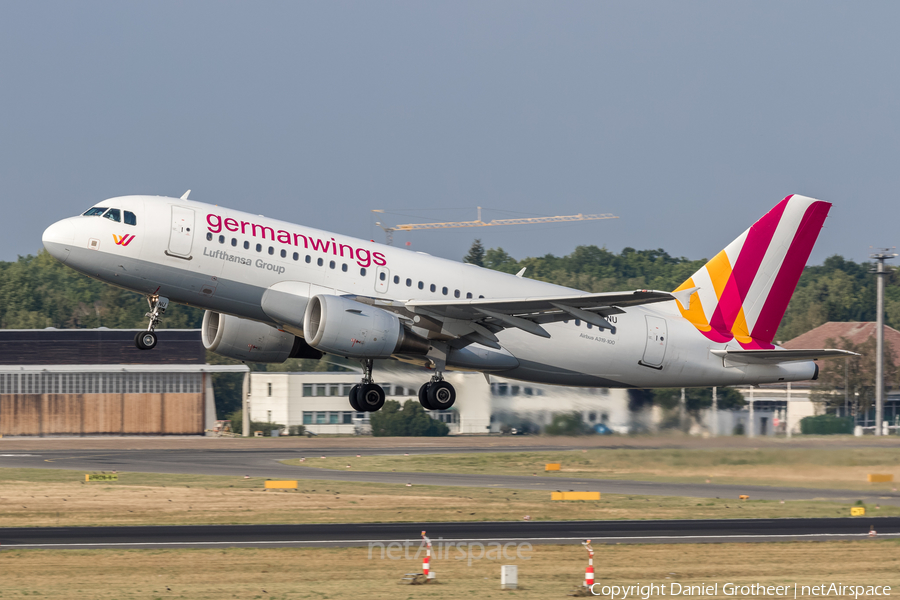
[{"x1": 674, "y1": 194, "x2": 831, "y2": 348}]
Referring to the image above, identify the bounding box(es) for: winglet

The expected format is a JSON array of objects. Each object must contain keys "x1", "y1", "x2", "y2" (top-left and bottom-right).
[
  {"x1": 515, "y1": 267, "x2": 527, "y2": 278},
  {"x1": 181, "y1": 190, "x2": 191, "y2": 200},
  {"x1": 671, "y1": 286, "x2": 698, "y2": 311}
]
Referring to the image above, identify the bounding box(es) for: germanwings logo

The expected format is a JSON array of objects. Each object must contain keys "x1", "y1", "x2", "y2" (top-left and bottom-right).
[{"x1": 113, "y1": 234, "x2": 135, "y2": 246}]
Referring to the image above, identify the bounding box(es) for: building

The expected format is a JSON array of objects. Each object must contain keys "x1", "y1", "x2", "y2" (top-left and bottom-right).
[
  {"x1": 0, "y1": 329, "x2": 247, "y2": 436},
  {"x1": 248, "y1": 368, "x2": 632, "y2": 435}
]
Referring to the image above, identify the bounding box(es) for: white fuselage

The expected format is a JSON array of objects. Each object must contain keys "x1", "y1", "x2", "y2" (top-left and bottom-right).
[{"x1": 41, "y1": 195, "x2": 817, "y2": 388}]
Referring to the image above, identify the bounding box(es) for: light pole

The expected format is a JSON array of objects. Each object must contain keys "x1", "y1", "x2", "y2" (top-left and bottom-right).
[{"x1": 870, "y1": 249, "x2": 896, "y2": 436}]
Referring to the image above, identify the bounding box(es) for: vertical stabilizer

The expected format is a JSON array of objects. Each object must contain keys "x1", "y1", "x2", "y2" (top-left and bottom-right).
[{"x1": 674, "y1": 195, "x2": 831, "y2": 347}]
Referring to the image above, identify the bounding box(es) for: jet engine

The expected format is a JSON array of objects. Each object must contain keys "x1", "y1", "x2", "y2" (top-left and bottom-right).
[
  {"x1": 202, "y1": 311, "x2": 322, "y2": 363},
  {"x1": 303, "y1": 295, "x2": 429, "y2": 359}
]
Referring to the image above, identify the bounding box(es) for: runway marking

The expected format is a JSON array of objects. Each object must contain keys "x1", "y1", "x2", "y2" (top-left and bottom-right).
[{"x1": 4, "y1": 532, "x2": 898, "y2": 548}]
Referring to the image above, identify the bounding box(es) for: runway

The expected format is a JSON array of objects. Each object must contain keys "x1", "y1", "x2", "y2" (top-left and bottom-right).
[
  {"x1": 3, "y1": 449, "x2": 899, "y2": 506},
  {"x1": 2, "y1": 517, "x2": 897, "y2": 549}
]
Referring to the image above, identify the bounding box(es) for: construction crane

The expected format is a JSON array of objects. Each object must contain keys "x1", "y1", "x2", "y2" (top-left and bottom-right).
[{"x1": 373, "y1": 207, "x2": 618, "y2": 245}]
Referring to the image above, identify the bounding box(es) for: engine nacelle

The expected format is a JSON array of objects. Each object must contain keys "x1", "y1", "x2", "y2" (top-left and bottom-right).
[
  {"x1": 202, "y1": 311, "x2": 322, "y2": 363},
  {"x1": 303, "y1": 294, "x2": 429, "y2": 359}
]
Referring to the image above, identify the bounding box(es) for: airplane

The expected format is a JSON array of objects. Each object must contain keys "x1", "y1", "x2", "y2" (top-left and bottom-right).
[{"x1": 41, "y1": 192, "x2": 853, "y2": 412}]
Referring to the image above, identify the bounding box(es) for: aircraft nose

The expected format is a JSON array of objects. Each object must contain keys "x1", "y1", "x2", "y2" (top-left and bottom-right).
[{"x1": 42, "y1": 218, "x2": 76, "y2": 263}]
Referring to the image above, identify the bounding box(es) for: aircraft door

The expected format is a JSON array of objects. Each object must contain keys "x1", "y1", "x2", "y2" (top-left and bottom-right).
[
  {"x1": 167, "y1": 206, "x2": 195, "y2": 258},
  {"x1": 374, "y1": 267, "x2": 390, "y2": 293},
  {"x1": 641, "y1": 316, "x2": 667, "y2": 368}
]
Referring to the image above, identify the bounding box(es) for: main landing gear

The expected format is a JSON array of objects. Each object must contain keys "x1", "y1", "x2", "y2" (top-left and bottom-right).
[
  {"x1": 348, "y1": 359, "x2": 386, "y2": 412},
  {"x1": 135, "y1": 294, "x2": 168, "y2": 350},
  {"x1": 346, "y1": 359, "x2": 457, "y2": 413}
]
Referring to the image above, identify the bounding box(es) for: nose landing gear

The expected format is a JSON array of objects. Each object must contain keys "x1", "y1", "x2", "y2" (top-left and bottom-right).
[{"x1": 135, "y1": 294, "x2": 168, "y2": 350}]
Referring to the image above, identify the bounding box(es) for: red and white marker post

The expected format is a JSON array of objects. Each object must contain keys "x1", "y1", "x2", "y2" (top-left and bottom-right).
[
  {"x1": 582, "y1": 539, "x2": 595, "y2": 588},
  {"x1": 422, "y1": 530, "x2": 433, "y2": 579}
]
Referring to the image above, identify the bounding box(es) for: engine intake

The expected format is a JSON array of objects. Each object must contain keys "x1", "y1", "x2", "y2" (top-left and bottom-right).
[
  {"x1": 303, "y1": 295, "x2": 429, "y2": 359},
  {"x1": 202, "y1": 311, "x2": 322, "y2": 363}
]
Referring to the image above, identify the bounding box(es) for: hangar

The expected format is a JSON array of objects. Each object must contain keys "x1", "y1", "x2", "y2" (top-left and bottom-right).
[{"x1": 0, "y1": 329, "x2": 246, "y2": 436}]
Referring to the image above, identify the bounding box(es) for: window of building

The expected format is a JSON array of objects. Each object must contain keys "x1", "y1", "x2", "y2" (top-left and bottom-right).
[
  {"x1": 267, "y1": 382, "x2": 272, "y2": 397},
  {"x1": 124, "y1": 211, "x2": 137, "y2": 226},
  {"x1": 329, "y1": 412, "x2": 340, "y2": 424},
  {"x1": 303, "y1": 412, "x2": 312, "y2": 424},
  {"x1": 303, "y1": 384, "x2": 313, "y2": 397},
  {"x1": 267, "y1": 410, "x2": 272, "y2": 422},
  {"x1": 316, "y1": 384, "x2": 326, "y2": 396},
  {"x1": 316, "y1": 412, "x2": 327, "y2": 424},
  {"x1": 343, "y1": 412, "x2": 352, "y2": 424},
  {"x1": 329, "y1": 384, "x2": 340, "y2": 396}
]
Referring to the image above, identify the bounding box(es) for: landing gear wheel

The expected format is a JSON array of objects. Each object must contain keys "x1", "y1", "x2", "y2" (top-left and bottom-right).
[
  {"x1": 418, "y1": 382, "x2": 434, "y2": 410},
  {"x1": 427, "y1": 380, "x2": 456, "y2": 410},
  {"x1": 357, "y1": 383, "x2": 386, "y2": 412},
  {"x1": 348, "y1": 384, "x2": 362, "y2": 412},
  {"x1": 135, "y1": 331, "x2": 158, "y2": 350}
]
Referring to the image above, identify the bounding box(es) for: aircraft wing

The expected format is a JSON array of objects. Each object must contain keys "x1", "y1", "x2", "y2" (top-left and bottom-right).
[
  {"x1": 353, "y1": 289, "x2": 677, "y2": 349},
  {"x1": 710, "y1": 349, "x2": 859, "y2": 365}
]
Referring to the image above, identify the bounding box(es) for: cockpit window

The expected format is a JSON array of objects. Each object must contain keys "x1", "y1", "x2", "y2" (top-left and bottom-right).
[
  {"x1": 103, "y1": 208, "x2": 121, "y2": 223},
  {"x1": 83, "y1": 207, "x2": 107, "y2": 217},
  {"x1": 124, "y1": 211, "x2": 137, "y2": 226}
]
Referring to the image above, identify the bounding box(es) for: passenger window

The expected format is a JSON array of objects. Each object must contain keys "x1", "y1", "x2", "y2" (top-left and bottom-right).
[
  {"x1": 124, "y1": 211, "x2": 137, "y2": 226},
  {"x1": 256, "y1": 244, "x2": 262, "y2": 252},
  {"x1": 103, "y1": 208, "x2": 121, "y2": 222},
  {"x1": 430, "y1": 284, "x2": 436, "y2": 292},
  {"x1": 206, "y1": 233, "x2": 213, "y2": 241},
  {"x1": 83, "y1": 207, "x2": 107, "y2": 217},
  {"x1": 342, "y1": 263, "x2": 348, "y2": 272},
  {"x1": 418, "y1": 281, "x2": 424, "y2": 290},
  {"x1": 218, "y1": 235, "x2": 225, "y2": 244},
  {"x1": 393, "y1": 275, "x2": 399, "y2": 284},
  {"x1": 454, "y1": 290, "x2": 460, "y2": 298},
  {"x1": 305, "y1": 255, "x2": 311, "y2": 263},
  {"x1": 360, "y1": 268, "x2": 367, "y2": 276},
  {"x1": 479, "y1": 295, "x2": 484, "y2": 299},
  {"x1": 268, "y1": 246, "x2": 274, "y2": 255},
  {"x1": 379, "y1": 272, "x2": 386, "y2": 281},
  {"x1": 442, "y1": 287, "x2": 448, "y2": 295},
  {"x1": 293, "y1": 252, "x2": 299, "y2": 261},
  {"x1": 244, "y1": 241, "x2": 250, "y2": 250},
  {"x1": 587, "y1": 323, "x2": 593, "y2": 329},
  {"x1": 466, "y1": 292, "x2": 472, "y2": 299},
  {"x1": 406, "y1": 278, "x2": 412, "y2": 287},
  {"x1": 329, "y1": 260, "x2": 335, "y2": 269},
  {"x1": 280, "y1": 249, "x2": 287, "y2": 258},
  {"x1": 317, "y1": 258, "x2": 324, "y2": 266},
  {"x1": 231, "y1": 238, "x2": 237, "y2": 247},
  {"x1": 575, "y1": 319, "x2": 581, "y2": 326}
]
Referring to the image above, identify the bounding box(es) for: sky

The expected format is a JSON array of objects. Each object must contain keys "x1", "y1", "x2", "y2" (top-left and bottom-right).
[{"x1": 2, "y1": 2, "x2": 899, "y2": 267}]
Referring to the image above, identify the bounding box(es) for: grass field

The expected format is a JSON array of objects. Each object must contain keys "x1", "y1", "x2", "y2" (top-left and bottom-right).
[
  {"x1": 0, "y1": 468, "x2": 895, "y2": 528},
  {"x1": 1, "y1": 540, "x2": 898, "y2": 599},
  {"x1": 283, "y1": 447, "x2": 900, "y2": 491}
]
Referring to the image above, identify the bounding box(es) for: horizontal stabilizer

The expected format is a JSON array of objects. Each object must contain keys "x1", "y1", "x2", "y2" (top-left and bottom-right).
[{"x1": 710, "y1": 348, "x2": 858, "y2": 365}]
